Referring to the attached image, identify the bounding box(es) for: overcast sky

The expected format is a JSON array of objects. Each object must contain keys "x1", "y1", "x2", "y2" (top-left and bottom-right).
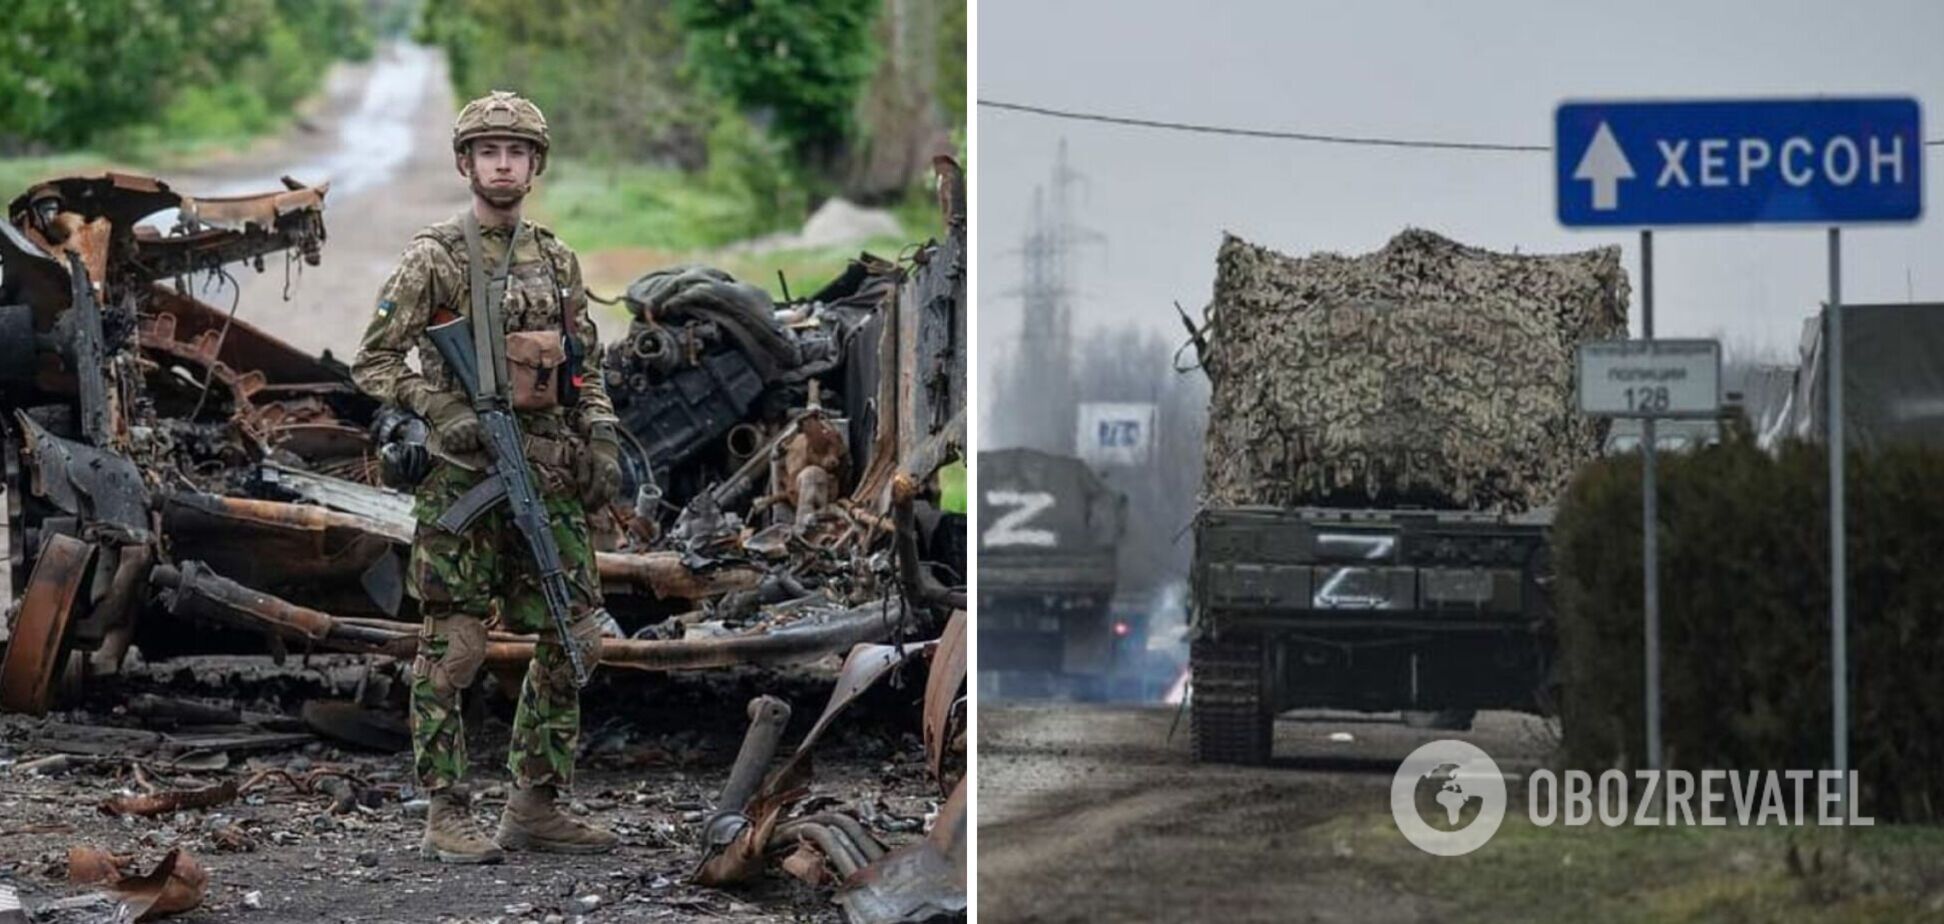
[{"x1": 976, "y1": 0, "x2": 1944, "y2": 382}]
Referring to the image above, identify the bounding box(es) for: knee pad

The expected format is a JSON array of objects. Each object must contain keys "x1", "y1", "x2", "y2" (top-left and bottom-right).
[{"x1": 416, "y1": 613, "x2": 489, "y2": 697}]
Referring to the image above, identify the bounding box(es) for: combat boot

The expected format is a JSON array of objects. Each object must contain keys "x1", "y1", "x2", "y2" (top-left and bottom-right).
[
  {"x1": 420, "y1": 791, "x2": 504, "y2": 864},
  {"x1": 495, "y1": 784, "x2": 619, "y2": 854}
]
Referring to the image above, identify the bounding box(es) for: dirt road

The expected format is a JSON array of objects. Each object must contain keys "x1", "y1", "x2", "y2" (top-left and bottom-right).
[
  {"x1": 977, "y1": 701, "x2": 1556, "y2": 924},
  {"x1": 170, "y1": 42, "x2": 469, "y2": 363}
]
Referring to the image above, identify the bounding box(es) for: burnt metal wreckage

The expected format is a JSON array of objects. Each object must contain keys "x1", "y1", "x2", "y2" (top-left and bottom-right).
[
  {"x1": 695, "y1": 610, "x2": 967, "y2": 924},
  {"x1": 0, "y1": 161, "x2": 966, "y2": 918}
]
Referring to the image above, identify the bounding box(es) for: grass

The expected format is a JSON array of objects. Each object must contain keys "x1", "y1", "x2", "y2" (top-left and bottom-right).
[
  {"x1": 529, "y1": 158, "x2": 799, "y2": 253},
  {"x1": 1310, "y1": 812, "x2": 1944, "y2": 923},
  {"x1": 0, "y1": 153, "x2": 127, "y2": 198},
  {"x1": 535, "y1": 157, "x2": 938, "y2": 315},
  {"x1": 0, "y1": 89, "x2": 314, "y2": 197}
]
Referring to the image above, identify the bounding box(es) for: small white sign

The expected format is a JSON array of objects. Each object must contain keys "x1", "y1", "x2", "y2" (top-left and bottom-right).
[
  {"x1": 1076, "y1": 402, "x2": 1156, "y2": 467},
  {"x1": 1577, "y1": 339, "x2": 1722, "y2": 418}
]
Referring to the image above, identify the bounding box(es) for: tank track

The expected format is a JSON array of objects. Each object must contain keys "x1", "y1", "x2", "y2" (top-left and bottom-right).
[{"x1": 1190, "y1": 634, "x2": 1271, "y2": 765}]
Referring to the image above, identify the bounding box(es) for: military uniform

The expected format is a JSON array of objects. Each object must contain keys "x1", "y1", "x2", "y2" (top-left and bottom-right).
[
  {"x1": 352, "y1": 91, "x2": 623, "y2": 863},
  {"x1": 354, "y1": 214, "x2": 617, "y2": 794}
]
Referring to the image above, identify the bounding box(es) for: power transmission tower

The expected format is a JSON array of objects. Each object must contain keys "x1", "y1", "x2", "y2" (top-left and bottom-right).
[{"x1": 1005, "y1": 139, "x2": 1101, "y2": 453}]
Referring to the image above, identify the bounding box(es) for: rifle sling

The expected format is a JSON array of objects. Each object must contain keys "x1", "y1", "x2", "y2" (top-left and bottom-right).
[{"x1": 460, "y1": 211, "x2": 521, "y2": 404}]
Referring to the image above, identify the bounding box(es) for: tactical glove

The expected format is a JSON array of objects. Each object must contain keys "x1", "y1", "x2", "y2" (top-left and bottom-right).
[
  {"x1": 373, "y1": 406, "x2": 432, "y2": 488},
  {"x1": 425, "y1": 393, "x2": 485, "y2": 455},
  {"x1": 579, "y1": 423, "x2": 623, "y2": 511}
]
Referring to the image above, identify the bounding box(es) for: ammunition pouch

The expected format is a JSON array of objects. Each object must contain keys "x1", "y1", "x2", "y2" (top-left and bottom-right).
[
  {"x1": 505, "y1": 330, "x2": 566, "y2": 411},
  {"x1": 522, "y1": 432, "x2": 577, "y2": 470}
]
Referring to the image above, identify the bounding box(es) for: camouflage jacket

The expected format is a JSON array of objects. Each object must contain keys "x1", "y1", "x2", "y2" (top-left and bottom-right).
[{"x1": 352, "y1": 214, "x2": 618, "y2": 470}]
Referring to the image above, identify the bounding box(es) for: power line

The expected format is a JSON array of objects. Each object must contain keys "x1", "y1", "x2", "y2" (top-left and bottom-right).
[
  {"x1": 979, "y1": 100, "x2": 1544, "y2": 152},
  {"x1": 979, "y1": 98, "x2": 1944, "y2": 150}
]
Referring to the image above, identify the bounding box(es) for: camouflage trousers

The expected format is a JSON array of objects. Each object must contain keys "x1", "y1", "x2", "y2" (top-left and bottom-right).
[{"x1": 406, "y1": 462, "x2": 603, "y2": 795}]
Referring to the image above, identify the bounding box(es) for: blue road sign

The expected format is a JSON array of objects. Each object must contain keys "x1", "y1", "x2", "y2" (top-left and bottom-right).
[{"x1": 1556, "y1": 98, "x2": 1922, "y2": 226}]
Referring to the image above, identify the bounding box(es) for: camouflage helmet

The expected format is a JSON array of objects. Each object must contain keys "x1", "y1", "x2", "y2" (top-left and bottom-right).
[{"x1": 452, "y1": 91, "x2": 550, "y2": 158}]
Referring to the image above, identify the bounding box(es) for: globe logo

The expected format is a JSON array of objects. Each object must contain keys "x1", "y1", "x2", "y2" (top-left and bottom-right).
[{"x1": 1390, "y1": 739, "x2": 1506, "y2": 856}]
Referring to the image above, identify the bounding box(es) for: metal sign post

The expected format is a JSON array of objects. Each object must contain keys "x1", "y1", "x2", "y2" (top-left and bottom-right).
[
  {"x1": 1828, "y1": 227, "x2": 1847, "y2": 808},
  {"x1": 1639, "y1": 231, "x2": 1660, "y2": 772},
  {"x1": 1557, "y1": 95, "x2": 1921, "y2": 799},
  {"x1": 1575, "y1": 285, "x2": 1731, "y2": 779}
]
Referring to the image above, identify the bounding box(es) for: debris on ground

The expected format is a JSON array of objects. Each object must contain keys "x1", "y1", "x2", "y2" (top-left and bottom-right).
[
  {"x1": 693, "y1": 611, "x2": 967, "y2": 922},
  {"x1": 66, "y1": 846, "x2": 208, "y2": 921}
]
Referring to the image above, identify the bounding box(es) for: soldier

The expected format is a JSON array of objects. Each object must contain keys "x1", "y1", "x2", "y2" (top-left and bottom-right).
[{"x1": 352, "y1": 91, "x2": 623, "y2": 864}]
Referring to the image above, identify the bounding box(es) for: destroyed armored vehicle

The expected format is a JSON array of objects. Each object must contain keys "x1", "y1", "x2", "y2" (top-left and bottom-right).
[
  {"x1": 1183, "y1": 229, "x2": 1628, "y2": 763},
  {"x1": 976, "y1": 448, "x2": 1124, "y2": 695},
  {"x1": 0, "y1": 163, "x2": 967, "y2": 719}
]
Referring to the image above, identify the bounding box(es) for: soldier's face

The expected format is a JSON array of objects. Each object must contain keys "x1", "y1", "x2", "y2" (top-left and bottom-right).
[{"x1": 462, "y1": 138, "x2": 537, "y2": 208}]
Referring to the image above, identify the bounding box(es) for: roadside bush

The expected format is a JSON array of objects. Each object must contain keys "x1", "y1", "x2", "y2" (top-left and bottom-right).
[
  {"x1": 155, "y1": 85, "x2": 275, "y2": 144},
  {"x1": 702, "y1": 110, "x2": 813, "y2": 238},
  {"x1": 1553, "y1": 428, "x2": 1944, "y2": 821}
]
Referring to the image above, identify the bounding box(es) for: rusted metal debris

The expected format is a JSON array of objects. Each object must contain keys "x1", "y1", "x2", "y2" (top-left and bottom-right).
[
  {"x1": 66, "y1": 845, "x2": 209, "y2": 921},
  {"x1": 781, "y1": 841, "x2": 834, "y2": 886},
  {"x1": 693, "y1": 641, "x2": 931, "y2": 887},
  {"x1": 28, "y1": 721, "x2": 315, "y2": 760},
  {"x1": 0, "y1": 159, "x2": 965, "y2": 704},
  {"x1": 837, "y1": 778, "x2": 967, "y2": 924},
  {"x1": 923, "y1": 609, "x2": 968, "y2": 797},
  {"x1": 99, "y1": 780, "x2": 240, "y2": 818},
  {"x1": 0, "y1": 533, "x2": 93, "y2": 713},
  {"x1": 834, "y1": 608, "x2": 969, "y2": 924},
  {"x1": 690, "y1": 618, "x2": 968, "y2": 921},
  {"x1": 149, "y1": 558, "x2": 921, "y2": 671},
  {"x1": 299, "y1": 698, "x2": 411, "y2": 753},
  {"x1": 696, "y1": 695, "x2": 798, "y2": 885}
]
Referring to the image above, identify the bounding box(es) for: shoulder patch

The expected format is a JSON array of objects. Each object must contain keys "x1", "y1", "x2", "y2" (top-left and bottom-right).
[{"x1": 375, "y1": 297, "x2": 397, "y2": 321}]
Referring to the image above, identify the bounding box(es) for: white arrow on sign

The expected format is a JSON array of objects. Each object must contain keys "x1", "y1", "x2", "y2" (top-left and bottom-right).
[{"x1": 1573, "y1": 121, "x2": 1635, "y2": 211}]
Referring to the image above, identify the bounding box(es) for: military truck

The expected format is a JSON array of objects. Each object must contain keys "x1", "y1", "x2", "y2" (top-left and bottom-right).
[
  {"x1": 1784, "y1": 302, "x2": 1944, "y2": 451},
  {"x1": 977, "y1": 448, "x2": 1126, "y2": 696},
  {"x1": 1186, "y1": 230, "x2": 1629, "y2": 764}
]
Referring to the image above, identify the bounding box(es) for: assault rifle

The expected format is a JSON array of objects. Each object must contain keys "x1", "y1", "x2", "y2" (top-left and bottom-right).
[{"x1": 425, "y1": 314, "x2": 593, "y2": 686}]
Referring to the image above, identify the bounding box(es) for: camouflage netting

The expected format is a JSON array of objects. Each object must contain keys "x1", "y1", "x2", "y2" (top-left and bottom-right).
[{"x1": 1201, "y1": 229, "x2": 1629, "y2": 512}]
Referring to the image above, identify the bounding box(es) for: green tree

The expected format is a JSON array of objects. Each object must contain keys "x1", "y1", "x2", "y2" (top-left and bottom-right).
[
  {"x1": 418, "y1": 0, "x2": 699, "y2": 163},
  {"x1": 0, "y1": 0, "x2": 374, "y2": 154},
  {"x1": 673, "y1": 0, "x2": 880, "y2": 164},
  {"x1": 1, "y1": 0, "x2": 193, "y2": 150},
  {"x1": 936, "y1": 0, "x2": 965, "y2": 129}
]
